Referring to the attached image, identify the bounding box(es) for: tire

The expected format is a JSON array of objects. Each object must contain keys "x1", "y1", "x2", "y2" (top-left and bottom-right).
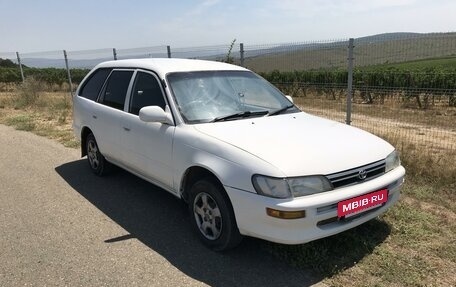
[
  {"x1": 85, "y1": 133, "x2": 111, "y2": 176},
  {"x1": 189, "y1": 178, "x2": 243, "y2": 251}
]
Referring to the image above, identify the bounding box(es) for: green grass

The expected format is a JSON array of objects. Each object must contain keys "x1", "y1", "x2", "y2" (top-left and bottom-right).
[
  {"x1": 264, "y1": 218, "x2": 391, "y2": 274},
  {"x1": 372, "y1": 56, "x2": 456, "y2": 70},
  {"x1": 401, "y1": 179, "x2": 455, "y2": 211},
  {"x1": 5, "y1": 114, "x2": 36, "y2": 131},
  {"x1": 34, "y1": 127, "x2": 79, "y2": 148},
  {"x1": 387, "y1": 201, "x2": 440, "y2": 247}
]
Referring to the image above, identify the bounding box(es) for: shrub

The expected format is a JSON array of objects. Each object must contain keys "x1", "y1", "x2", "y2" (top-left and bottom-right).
[{"x1": 16, "y1": 76, "x2": 45, "y2": 108}]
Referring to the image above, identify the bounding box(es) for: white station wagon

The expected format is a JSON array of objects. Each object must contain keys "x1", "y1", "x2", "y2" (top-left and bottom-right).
[{"x1": 73, "y1": 58, "x2": 405, "y2": 251}]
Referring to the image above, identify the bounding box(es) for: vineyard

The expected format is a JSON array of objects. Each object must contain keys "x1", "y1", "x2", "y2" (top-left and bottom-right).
[
  {"x1": 0, "y1": 65, "x2": 89, "y2": 87},
  {"x1": 260, "y1": 58, "x2": 456, "y2": 108}
]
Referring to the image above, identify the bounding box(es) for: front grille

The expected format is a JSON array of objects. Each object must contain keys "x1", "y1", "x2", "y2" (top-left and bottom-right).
[{"x1": 326, "y1": 160, "x2": 385, "y2": 189}]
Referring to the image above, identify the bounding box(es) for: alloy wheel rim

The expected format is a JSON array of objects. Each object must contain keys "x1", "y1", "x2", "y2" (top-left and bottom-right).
[
  {"x1": 87, "y1": 140, "x2": 99, "y2": 170},
  {"x1": 193, "y1": 192, "x2": 222, "y2": 240}
]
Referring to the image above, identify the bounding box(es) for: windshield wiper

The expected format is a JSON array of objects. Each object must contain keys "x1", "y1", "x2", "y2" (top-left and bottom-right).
[
  {"x1": 211, "y1": 110, "x2": 268, "y2": 122},
  {"x1": 268, "y1": 104, "x2": 295, "y2": 116}
]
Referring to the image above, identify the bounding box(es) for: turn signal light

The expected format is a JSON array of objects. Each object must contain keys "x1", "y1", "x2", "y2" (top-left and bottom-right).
[{"x1": 266, "y1": 208, "x2": 306, "y2": 219}]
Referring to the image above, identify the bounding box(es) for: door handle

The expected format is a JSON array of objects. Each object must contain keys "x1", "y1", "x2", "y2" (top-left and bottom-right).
[{"x1": 123, "y1": 127, "x2": 131, "y2": 131}]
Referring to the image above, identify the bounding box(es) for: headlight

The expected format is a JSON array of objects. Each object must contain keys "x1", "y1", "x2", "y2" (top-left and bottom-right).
[
  {"x1": 385, "y1": 150, "x2": 401, "y2": 173},
  {"x1": 252, "y1": 175, "x2": 291, "y2": 199},
  {"x1": 288, "y1": 176, "x2": 333, "y2": 197},
  {"x1": 252, "y1": 175, "x2": 333, "y2": 198}
]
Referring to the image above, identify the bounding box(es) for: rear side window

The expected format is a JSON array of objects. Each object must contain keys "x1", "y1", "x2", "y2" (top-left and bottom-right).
[
  {"x1": 79, "y1": 68, "x2": 111, "y2": 101},
  {"x1": 101, "y1": 70, "x2": 133, "y2": 110},
  {"x1": 129, "y1": 72, "x2": 166, "y2": 115}
]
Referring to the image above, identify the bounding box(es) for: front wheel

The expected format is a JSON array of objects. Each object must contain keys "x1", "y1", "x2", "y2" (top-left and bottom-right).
[{"x1": 189, "y1": 178, "x2": 243, "y2": 251}]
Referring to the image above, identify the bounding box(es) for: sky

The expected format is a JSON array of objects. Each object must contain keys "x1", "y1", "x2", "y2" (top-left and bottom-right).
[{"x1": 1, "y1": 0, "x2": 455, "y2": 54}]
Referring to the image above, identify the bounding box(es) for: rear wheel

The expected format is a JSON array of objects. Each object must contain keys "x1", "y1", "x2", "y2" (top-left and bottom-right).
[
  {"x1": 189, "y1": 178, "x2": 243, "y2": 251},
  {"x1": 86, "y1": 133, "x2": 110, "y2": 176}
]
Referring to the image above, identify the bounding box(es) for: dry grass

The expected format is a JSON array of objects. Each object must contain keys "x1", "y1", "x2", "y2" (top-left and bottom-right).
[
  {"x1": 0, "y1": 88, "x2": 78, "y2": 148},
  {"x1": 294, "y1": 92, "x2": 456, "y2": 185},
  {"x1": 15, "y1": 77, "x2": 44, "y2": 108},
  {"x1": 293, "y1": 91, "x2": 456, "y2": 129}
]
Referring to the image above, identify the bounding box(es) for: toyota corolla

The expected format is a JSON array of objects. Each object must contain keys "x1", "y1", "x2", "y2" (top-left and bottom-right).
[{"x1": 73, "y1": 58, "x2": 405, "y2": 251}]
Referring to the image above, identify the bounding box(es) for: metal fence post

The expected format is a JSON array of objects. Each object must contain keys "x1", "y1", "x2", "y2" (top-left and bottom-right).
[
  {"x1": 346, "y1": 38, "x2": 354, "y2": 125},
  {"x1": 167, "y1": 46, "x2": 172, "y2": 58},
  {"x1": 63, "y1": 50, "x2": 73, "y2": 95},
  {"x1": 16, "y1": 52, "x2": 25, "y2": 82},
  {"x1": 240, "y1": 43, "x2": 244, "y2": 67},
  {"x1": 113, "y1": 48, "x2": 117, "y2": 60}
]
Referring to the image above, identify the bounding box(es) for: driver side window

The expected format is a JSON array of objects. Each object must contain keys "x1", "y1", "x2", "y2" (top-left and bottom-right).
[{"x1": 129, "y1": 72, "x2": 166, "y2": 115}]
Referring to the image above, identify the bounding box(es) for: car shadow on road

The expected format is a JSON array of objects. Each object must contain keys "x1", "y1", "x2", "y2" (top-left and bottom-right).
[{"x1": 55, "y1": 159, "x2": 391, "y2": 287}]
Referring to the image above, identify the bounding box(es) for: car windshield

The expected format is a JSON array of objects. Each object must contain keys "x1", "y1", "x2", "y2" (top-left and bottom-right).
[{"x1": 167, "y1": 70, "x2": 298, "y2": 123}]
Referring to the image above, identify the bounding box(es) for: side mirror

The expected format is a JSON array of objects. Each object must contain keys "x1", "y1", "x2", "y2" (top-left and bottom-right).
[
  {"x1": 139, "y1": 106, "x2": 173, "y2": 125},
  {"x1": 286, "y1": 95, "x2": 294, "y2": 103}
]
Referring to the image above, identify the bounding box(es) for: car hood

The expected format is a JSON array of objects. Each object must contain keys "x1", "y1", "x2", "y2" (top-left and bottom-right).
[{"x1": 194, "y1": 112, "x2": 394, "y2": 176}]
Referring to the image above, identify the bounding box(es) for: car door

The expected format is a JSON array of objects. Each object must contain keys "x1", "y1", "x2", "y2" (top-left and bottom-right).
[
  {"x1": 120, "y1": 70, "x2": 175, "y2": 190},
  {"x1": 91, "y1": 69, "x2": 134, "y2": 162}
]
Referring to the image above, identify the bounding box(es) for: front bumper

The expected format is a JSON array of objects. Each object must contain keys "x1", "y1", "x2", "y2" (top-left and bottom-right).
[{"x1": 225, "y1": 166, "x2": 405, "y2": 244}]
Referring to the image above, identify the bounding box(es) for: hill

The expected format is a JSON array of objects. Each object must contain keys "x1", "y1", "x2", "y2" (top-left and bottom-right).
[
  {"x1": 363, "y1": 56, "x2": 456, "y2": 71},
  {"x1": 244, "y1": 32, "x2": 456, "y2": 72},
  {"x1": 0, "y1": 58, "x2": 19, "y2": 68}
]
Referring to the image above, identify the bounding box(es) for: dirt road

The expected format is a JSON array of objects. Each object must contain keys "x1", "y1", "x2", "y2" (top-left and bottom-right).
[{"x1": 0, "y1": 124, "x2": 321, "y2": 287}]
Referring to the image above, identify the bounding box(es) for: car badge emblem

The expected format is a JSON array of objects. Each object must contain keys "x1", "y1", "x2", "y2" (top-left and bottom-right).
[{"x1": 358, "y1": 170, "x2": 367, "y2": 180}]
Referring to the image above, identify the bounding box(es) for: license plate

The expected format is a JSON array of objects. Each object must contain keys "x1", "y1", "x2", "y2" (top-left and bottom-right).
[{"x1": 337, "y1": 189, "x2": 388, "y2": 218}]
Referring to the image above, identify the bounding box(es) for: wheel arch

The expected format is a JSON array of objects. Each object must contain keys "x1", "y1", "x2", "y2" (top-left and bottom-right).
[{"x1": 180, "y1": 166, "x2": 224, "y2": 204}]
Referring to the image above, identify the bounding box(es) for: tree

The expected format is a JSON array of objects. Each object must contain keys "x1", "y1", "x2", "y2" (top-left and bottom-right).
[{"x1": 0, "y1": 58, "x2": 17, "y2": 68}]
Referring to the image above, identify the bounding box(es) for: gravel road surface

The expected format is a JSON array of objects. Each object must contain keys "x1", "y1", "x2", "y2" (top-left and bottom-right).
[{"x1": 0, "y1": 124, "x2": 322, "y2": 287}]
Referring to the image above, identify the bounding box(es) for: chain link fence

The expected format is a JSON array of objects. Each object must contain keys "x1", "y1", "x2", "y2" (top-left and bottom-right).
[{"x1": 1, "y1": 33, "x2": 455, "y2": 180}]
